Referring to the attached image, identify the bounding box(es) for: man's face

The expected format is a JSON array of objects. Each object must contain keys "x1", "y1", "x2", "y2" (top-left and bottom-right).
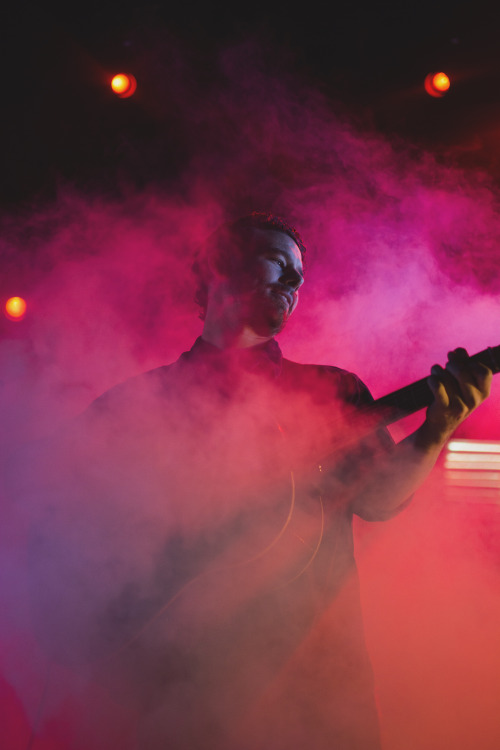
[{"x1": 216, "y1": 227, "x2": 304, "y2": 337}]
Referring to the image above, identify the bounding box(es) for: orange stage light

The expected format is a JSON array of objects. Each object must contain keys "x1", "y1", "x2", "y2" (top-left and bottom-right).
[
  {"x1": 5, "y1": 296, "x2": 27, "y2": 321},
  {"x1": 432, "y1": 72, "x2": 450, "y2": 92},
  {"x1": 111, "y1": 73, "x2": 137, "y2": 98},
  {"x1": 424, "y1": 72, "x2": 451, "y2": 98}
]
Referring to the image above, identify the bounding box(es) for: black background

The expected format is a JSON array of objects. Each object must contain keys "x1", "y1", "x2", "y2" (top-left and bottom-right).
[{"x1": 2, "y1": 0, "x2": 499, "y2": 207}]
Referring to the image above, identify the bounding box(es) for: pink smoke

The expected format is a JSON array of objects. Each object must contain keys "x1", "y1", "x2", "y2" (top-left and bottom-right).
[{"x1": 1, "y1": 31, "x2": 499, "y2": 750}]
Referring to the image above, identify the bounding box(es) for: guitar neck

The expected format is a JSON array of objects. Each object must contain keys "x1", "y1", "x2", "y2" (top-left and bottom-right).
[{"x1": 372, "y1": 345, "x2": 500, "y2": 425}]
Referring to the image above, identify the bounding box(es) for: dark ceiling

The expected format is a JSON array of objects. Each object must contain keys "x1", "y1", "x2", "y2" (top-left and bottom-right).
[{"x1": 2, "y1": 0, "x2": 499, "y2": 206}]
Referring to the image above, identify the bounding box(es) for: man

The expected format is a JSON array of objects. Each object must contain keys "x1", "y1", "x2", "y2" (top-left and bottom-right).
[
  {"x1": 23, "y1": 213, "x2": 491, "y2": 749},
  {"x1": 191, "y1": 213, "x2": 491, "y2": 519}
]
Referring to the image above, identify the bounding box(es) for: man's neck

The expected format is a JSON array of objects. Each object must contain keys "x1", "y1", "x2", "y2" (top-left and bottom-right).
[{"x1": 201, "y1": 323, "x2": 274, "y2": 350}]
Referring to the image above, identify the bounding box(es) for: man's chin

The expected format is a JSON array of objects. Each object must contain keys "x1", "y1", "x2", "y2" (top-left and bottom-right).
[
  {"x1": 254, "y1": 311, "x2": 289, "y2": 337},
  {"x1": 245, "y1": 295, "x2": 291, "y2": 336}
]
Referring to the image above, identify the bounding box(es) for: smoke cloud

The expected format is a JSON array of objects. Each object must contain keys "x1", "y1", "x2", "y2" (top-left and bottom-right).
[{"x1": 1, "y1": 28, "x2": 499, "y2": 750}]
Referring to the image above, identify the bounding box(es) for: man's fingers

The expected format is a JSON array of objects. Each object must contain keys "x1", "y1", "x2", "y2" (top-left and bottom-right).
[
  {"x1": 445, "y1": 348, "x2": 492, "y2": 405},
  {"x1": 429, "y1": 365, "x2": 455, "y2": 401},
  {"x1": 428, "y1": 348, "x2": 492, "y2": 417},
  {"x1": 425, "y1": 347, "x2": 492, "y2": 441},
  {"x1": 472, "y1": 361, "x2": 493, "y2": 391},
  {"x1": 428, "y1": 368, "x2": 468, "y2": 417},
  {"x1": 427, "y1": 368, "x2": 455, "y2": 408},
  {"x1": 448, "y1": 347, "x2": 469, "y2": 361}
]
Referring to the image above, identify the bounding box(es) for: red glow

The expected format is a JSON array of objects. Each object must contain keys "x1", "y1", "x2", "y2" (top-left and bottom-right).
[
  {"x1": 110, "y1": 73, "x2": 137, "y2": 98},
  {"x1": 424, "y1": 72, "x2": 451, "y2": 98},
  {"x1": 4, "y1": 296, "x2": 27, "y2": 320}
]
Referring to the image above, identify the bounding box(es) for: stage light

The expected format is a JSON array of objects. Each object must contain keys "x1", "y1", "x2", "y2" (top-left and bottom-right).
[
  {"x1": 110, "y1": 73, "x2": 137, "y2": 98},
  {"x1": 424, "y1": 72, "x2": 451, "y2": 98},
  {"x1": 4, "y1": 296, "x2": 27, "y2": 321},
  {"x1": 432, "y1": 72, "x2": 450, "y2": 92}
]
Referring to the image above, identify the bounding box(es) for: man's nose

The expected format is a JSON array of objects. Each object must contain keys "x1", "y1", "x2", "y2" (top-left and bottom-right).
[{"x1": 282, "y1": 267, "x2": 304, "y2": 289}]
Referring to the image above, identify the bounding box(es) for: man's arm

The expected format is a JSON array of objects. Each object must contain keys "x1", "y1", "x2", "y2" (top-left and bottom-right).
[{"x1": 346, "y1": 348, "x2": 493, "y2": 520}]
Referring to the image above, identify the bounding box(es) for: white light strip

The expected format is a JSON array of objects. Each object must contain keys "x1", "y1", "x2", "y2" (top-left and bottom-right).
[
  {"x1": 444, "y1": 441, "x2": 500, "y2": 500},
  {"x1": 444, "y1": 440, "x2": 500, "y2": 500},
  {"x1": 445, "y1": 456, "x2": 500, "y2": 470},
  {"x1": 448, "y1": 440, "x2": 500, "y2": 453}
]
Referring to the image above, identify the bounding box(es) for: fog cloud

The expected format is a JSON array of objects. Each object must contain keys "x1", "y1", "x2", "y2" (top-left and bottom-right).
[{"x1": 1, "y1": 28, "x2": 499, "y2": 750}]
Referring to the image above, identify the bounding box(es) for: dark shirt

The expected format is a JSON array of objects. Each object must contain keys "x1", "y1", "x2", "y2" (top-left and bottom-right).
[{"x1": 25, "y1": 338, "x2": 396, "y2": 749}]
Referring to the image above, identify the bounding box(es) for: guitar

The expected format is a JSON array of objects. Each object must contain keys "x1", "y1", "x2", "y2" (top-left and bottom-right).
[{"x1": 372, "y1": 345, "x2": 500, "y2": 425}]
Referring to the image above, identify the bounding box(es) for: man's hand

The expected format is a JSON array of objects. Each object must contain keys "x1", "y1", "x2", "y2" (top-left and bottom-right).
[{"x1": 425, "y1": 347, "x2": 492, "y2": 445}]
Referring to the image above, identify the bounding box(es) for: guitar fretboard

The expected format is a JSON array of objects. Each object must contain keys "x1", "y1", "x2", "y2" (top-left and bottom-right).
[{"x1": 372, "y1": 345, "x2": 500, "y2": 425}]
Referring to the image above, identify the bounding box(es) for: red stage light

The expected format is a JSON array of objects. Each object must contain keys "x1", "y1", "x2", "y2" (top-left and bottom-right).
[
  {"x1": 5, "y1": 296, "x2": 27, "y2": 321},
  {"x1": 110, "y1": 73, "x2": 137, "y2": 98},
  {"x1": 424, "y1": 72, "x2": 451, "y2": 98}
]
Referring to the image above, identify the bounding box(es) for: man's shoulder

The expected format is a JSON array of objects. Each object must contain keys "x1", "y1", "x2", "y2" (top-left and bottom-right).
[
  {"x1": 91, "y1": 364, "x2": 171, "y2": 406},
  {"x1": 84, "y1": 359, "x2": 187, "y2": 423},
  {"x1": 281, "y1": 357, "x2": 373, "y2": 406}
]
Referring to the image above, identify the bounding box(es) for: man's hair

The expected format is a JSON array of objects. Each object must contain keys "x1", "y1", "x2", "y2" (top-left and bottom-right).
[{"x1": 193, "y1": 212, "x2": 307, "y2": 319}]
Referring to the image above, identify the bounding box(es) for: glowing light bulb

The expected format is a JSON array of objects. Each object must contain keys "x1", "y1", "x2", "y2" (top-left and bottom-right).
[
  {"x1": 432, "y1": 72, "x2": 450, "y2": 92},
  {"x1": 5, "y1": 296, "x2": 27, "y2": 320},
  {"x1": 110, "y1": 73, "x2": 137, "y2": 98},
  {"x1": 111, "y1": 74, "x2": 129, "y2": 94},
  {"x1": 424, "y1": 72, "x2": 451, "y2": 98}
]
